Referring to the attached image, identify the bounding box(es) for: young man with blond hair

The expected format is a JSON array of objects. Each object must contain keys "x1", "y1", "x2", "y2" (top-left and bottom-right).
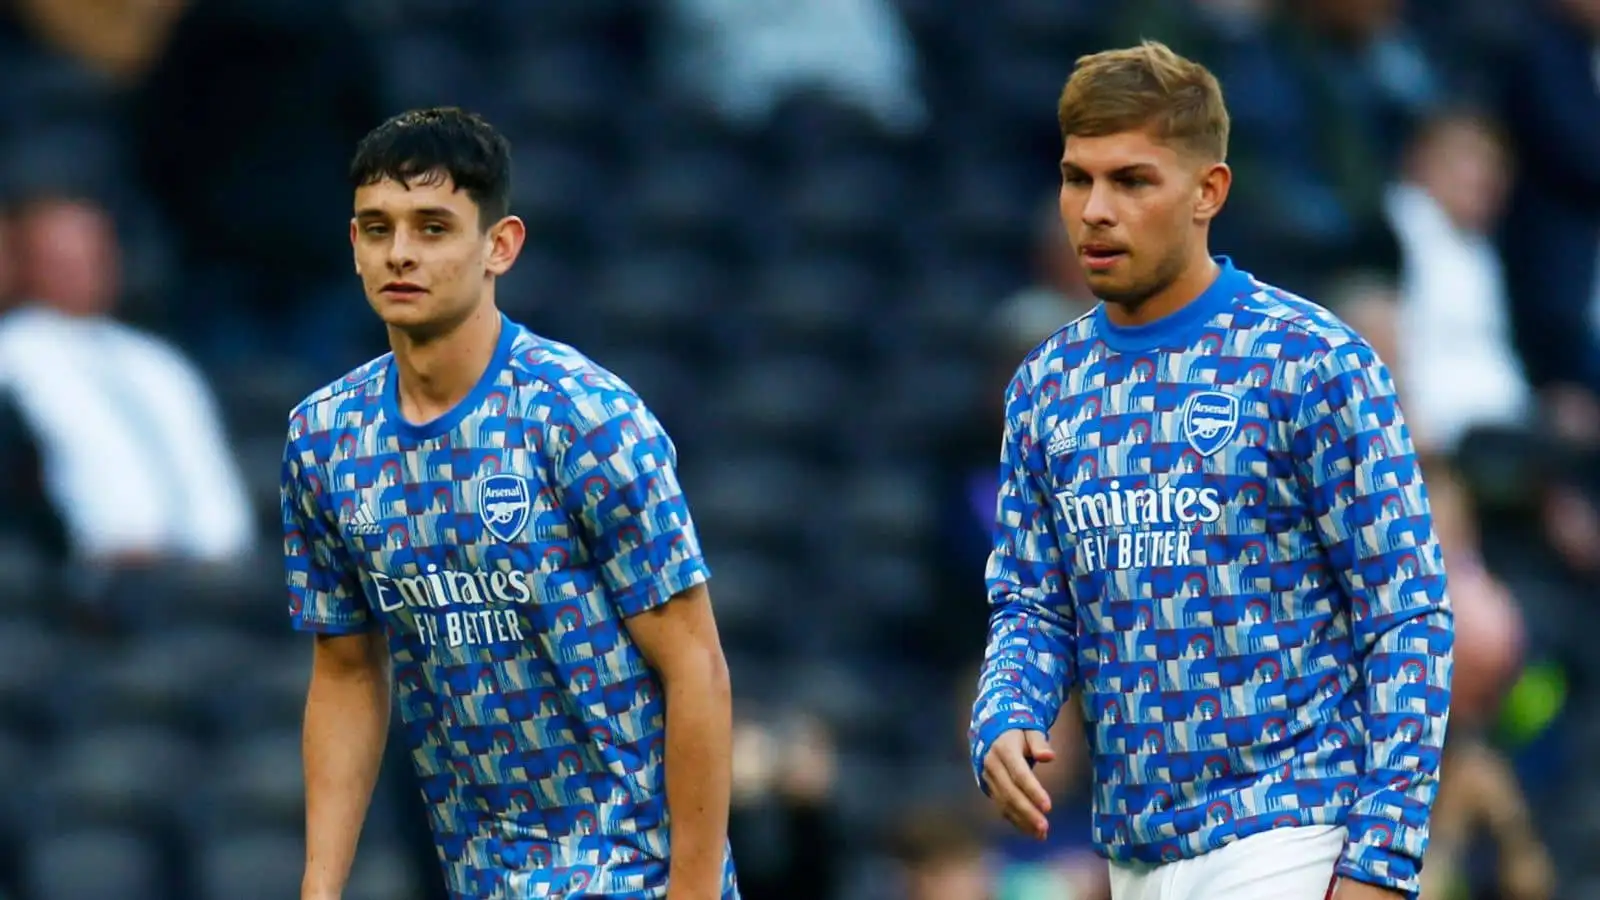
[{"x1": 969, "y1": 42, "x2": 1453, "y2": 900}]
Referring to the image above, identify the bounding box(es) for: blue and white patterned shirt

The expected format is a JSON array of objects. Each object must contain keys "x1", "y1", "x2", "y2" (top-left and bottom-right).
[
  {"x1": 282, "y1": 316, "x2": 738, "y2": 899},
  {"x1": 970, "y1": 259, "x2": 1453, "y2": 899}
]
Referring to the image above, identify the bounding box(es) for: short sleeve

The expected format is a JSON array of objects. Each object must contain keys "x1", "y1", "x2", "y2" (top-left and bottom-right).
[
  {"x1": 282, "y1": 430, "x2": 370, "y2": 634},
  {"x1": 554, "y1": 389, "x2": 710, "y2": 619}
]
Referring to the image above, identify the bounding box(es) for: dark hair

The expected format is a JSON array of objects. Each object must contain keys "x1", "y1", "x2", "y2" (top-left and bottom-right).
[{"x1": 348, "y1": 107, "x2": 512, "y2": 228}]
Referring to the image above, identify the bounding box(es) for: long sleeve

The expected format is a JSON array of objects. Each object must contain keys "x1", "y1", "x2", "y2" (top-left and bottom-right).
[
  {"x1": 969, "y1": 372, "x2": 1077, "y2": 790},
  {"x1": 1292, "y1": 341, "x2": 1454, "y2": 898}
]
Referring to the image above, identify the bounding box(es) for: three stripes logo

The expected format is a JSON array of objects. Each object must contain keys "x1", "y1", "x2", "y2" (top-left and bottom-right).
[{"x1": 347, "y1": 506, "x2": 383, "y2": 536}]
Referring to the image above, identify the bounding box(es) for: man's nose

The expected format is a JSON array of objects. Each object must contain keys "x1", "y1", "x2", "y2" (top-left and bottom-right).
[
  {"x1": 1081, "y1": 181, "x2": 1115, "y2": 226},
  {"x1": 387, "y1": 230, "x2": 419, "y2": 271}
]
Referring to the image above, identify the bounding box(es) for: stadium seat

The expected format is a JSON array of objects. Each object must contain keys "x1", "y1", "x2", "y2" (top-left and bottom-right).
[
  {"x1": 761, "y1": 96, "x2": 902, "y2": 169},
  {"x1": 347, "y1": 837, "x2": 428, "y2": 900},
  {"x1": 989, "y1": 0, "x2": 1098, "y2": 49},
  {"x1": 835, "y1": 468, "x2": 937, "y2": 553},
  {"x1": 625, "y1": 147, "x2": 759, "y2": 253},
  {"x1": 56, "y1": 625, "x2": 271, "y2": 733},
  {"x1": 377, "y1": 33, "x2": 480, "y2": 111},
  {"x1": 804, "y1": 553, "x2": 935, "y2": 658},
  {"x1": 936, "y1": 150, "x2": 1040, "y2": 254},
  {"x1": 704, "y1": 355, "x2": 845, "y2": 454},
  {"x1": 686, "y1": 551, "x2": 786, "y2": 654},
  {"x1": 35, "y1": 726, "x2": 199, "y2": 830},
  {"x1": 505, "y1": 45, "x2": 628, "y2": 142},
  {"x1": 781, "y1": 156, "x2": 908, "y2": 251},
  {"x1": 0, "y1": 731, "x2": 37, "y2": 833},
  {"x1": 208, "y1": 642, "x2": 311, "y2": 737},
  {"x1": 192, "y1": 828, "x2": 304, "y2": 900},
  {"x1": 744, "y1": 254, "x2": 883, "y2": 361},
  {"x1": 185, "y1": 729, "x2": 304, "y2": 835},
  {"x1": 896, "y1": 261, "x2": 1007, "y2": 353},
  {"x1": 23, "y1": 827, "x2": 164, "y2": 900},
  {"x1": 0, "y1": 538, "x2": 54, "y2": 619},
  {"x1": 171, "y1": 556, "x2": 289, "y2": 634},
  {"x1": 680, "y1": 456, "x2": 823, "y2": 557},
  {"x1": 72, "y1": 639, "x2": 215, "y2": 734},
  {"x1": 842, "y1": 356, "x2": 986, "y2": 463},
  {"x1": 498, "y1": 246, "x2": 590, "y2": 329},
  {"x1": 0, "y1": 618, "x2": 67, "y2": 734},
  {"x1": 508, "y1": 138, "x2": 607, "y2": 248},
  {"x1": 212, "y1": 363, "x2": 323, "y2": 440},
  {"x1": 779, "y1": 661, "x2": 898, "y2": 755},
  {"x1": 588, "y1": 250, "x2": 728, "y2": 349}
]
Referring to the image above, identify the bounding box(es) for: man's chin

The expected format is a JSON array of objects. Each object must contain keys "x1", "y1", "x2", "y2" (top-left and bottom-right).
[
  {"x1": 373, "y1": 300, "x2": 437, "y2": 328},
  {"x1": 1086, "y1": 276, "x2": 1150, "y2": 308}
]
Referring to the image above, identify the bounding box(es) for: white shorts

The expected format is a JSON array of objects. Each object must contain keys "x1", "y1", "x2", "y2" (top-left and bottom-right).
[{"x1": 1108, "y1": 825, "x2": 1345, "y2": 900}]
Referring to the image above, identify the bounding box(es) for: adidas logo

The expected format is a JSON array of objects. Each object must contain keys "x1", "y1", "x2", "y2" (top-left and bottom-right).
[
  {"x1": 1047, "y1": 424, "x2": 1079, "y2": 457},
  {"x1": 347, "y1": 506, "x2": 383, "y2": 536}
]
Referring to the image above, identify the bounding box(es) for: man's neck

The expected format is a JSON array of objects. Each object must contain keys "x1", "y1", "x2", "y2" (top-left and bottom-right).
[
  {"x1": 1103, "y1": 253, "x2": 1220, "y2": 328},
  {"x1": 390, "y1": 303, "x2": 502, "y2": 424}
]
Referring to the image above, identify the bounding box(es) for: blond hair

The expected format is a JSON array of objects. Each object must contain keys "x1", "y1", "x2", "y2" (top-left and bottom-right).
[{"x1": 1057, "y1": 40, "x2": 1230, "y2": 162}]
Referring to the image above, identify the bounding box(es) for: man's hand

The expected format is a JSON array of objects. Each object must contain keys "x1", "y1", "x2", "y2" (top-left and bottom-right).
[
  {"x1": 981, "y1": 729, "x2": 1055, "y2": 839},
  {"x1": 1333, "y1": 879, "x2": 1407, "y2": 900}
]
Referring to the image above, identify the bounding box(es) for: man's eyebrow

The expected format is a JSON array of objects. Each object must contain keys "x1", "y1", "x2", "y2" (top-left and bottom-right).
[
  {"x1": 354, "y1": 206, "x2": 460, "y2": 219},
  {"x1": 1059, "y1": 161, "x2": 1161, "y2": 176}
]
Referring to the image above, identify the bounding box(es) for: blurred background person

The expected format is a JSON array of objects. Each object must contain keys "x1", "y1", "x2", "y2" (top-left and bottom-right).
[
  {"x1": 0, "y1": 1, "x2": 1592, "y2": 899},
  {"x1": 0, "y1": 194, "x2": 253, "y2": 569}
]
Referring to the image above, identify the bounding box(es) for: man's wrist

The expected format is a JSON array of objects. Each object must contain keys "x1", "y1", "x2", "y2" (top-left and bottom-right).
[
  {"x1": 666, "y1": 862, "x2": 724, "y2": 900},
  {"x1": 302, "y1": 875, "x2": 344, "y2": 900}
]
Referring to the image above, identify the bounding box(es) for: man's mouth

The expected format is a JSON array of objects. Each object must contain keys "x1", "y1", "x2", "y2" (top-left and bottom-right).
[
  {"x1": 1080, "y1": 245, "x2": 1127, "y2": 271},
  {"x1": 381, "y1": 282, "x2": 426, "y2": 296}
]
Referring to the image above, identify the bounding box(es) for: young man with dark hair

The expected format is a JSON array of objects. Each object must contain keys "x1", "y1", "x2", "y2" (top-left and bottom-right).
[
  {"x1": 969, "y1": 43, "x2": 1454, "y2": 900},
  {"x1": 283, "y1": 107, "x2": 738, "y2": 900}
]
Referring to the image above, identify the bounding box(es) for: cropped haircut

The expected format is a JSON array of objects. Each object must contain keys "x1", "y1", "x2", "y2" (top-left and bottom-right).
[
  {"x1": 1057, "y1": 41, "x2": 1230, "y2": 162},
  {"x1": 348, "y1": 107, "x2": 512, "y2": 228}
]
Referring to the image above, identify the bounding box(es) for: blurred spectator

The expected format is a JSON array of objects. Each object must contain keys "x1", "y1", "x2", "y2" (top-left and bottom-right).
[
  {"x1": 728, "y1": 713, "x2": 843, "y2": 900},
  {"x1": 0, "y1": 195, "x2": 253, "y2": 565},
  {"x1": 889, "y1": 813, "x2": 991, "y2": 900},
  {"x1": 1496, "y1": 0, "x2": 1600, "y2": 395},
  {"x1": 656, "y1": 0, "x2": 927, "y2": 134},
  {"x1": 1326, "y1": 271, "x2": 1401, "y2": 371},
  {"x1": 12, "y1": 0, "x2": 188, "y2": 81},
  {"x1": 1418, "y1": 460, "x2": 1554, "y2": 900},
  {"x1": 1384, "y1": 109, "x2": 1529, "y2": 456}
]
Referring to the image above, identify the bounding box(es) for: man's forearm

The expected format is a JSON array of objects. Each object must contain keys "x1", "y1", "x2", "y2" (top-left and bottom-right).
[
  {"x1": 969, "y1": 601, "x2": 1074, "y2": 790},
  {"x1": 302, "y1": 664, "x2": 391, "y2": 898},
  {"x1": 663, "y1": 652, "x2": 733, "y2": 898},
  {"x1": 1338, "y1": 603, "x2": 1453, "y2": 898}
]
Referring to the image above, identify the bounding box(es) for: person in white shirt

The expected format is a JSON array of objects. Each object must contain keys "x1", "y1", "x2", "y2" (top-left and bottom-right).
[
  {"x1": 1383, "y1": 109, "x2": 1530, "y2": 454},
  {"x1": 0, "y1": 194, "x2": 253, "y2": 564}
]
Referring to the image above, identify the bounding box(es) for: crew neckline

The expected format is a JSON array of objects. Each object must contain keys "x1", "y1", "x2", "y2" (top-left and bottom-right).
[
  {"x1": 383, "y1": 314, "x2": 517, "y2": 442},
  {"x1": 1093, "y1": 257, "x2": 1251, "y2": 353}
]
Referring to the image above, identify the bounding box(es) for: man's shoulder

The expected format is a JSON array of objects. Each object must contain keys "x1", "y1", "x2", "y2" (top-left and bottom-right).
[
  {"x1": 285, "y1": 353, "x2": 390, "y2": 444},
  {"x1": 504, "y1": 326, "x2": 651, "y2": 428},
  {"x1": 1228, "y1": 279, "x2": 1367, "y2": 363}
]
